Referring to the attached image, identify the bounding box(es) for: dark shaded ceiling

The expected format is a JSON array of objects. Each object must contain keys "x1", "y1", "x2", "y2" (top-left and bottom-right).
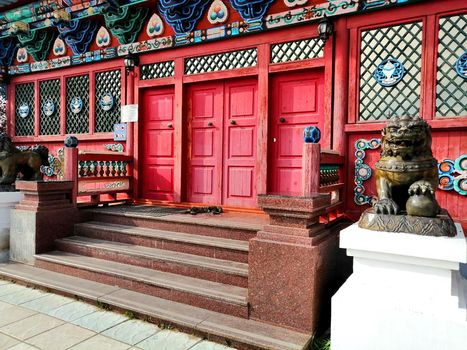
[{"x1": 0, "y1": 0, "x2": 30, "y2": 11}]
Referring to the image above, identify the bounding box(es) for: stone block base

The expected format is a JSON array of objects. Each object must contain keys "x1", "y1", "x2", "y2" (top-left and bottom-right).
[
  {"x1": 249, "y1": 229, "x2": 339, "y2": 332},
  {"x1": 0, "y1": 192, "x2": 24, "y2": 263},
  {"x1": 331, "y1": 223, "x2": 467, "y2": 350}
]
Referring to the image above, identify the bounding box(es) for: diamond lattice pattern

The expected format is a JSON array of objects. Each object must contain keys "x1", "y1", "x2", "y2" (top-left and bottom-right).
[
  {"x1": 271, "y1": 38, "x2": 324, "y2": 64},
  {"x1": 436, "y1": 14, "x2": 467, "y2": 117},
  {"x1": 39, "y1": 79, "x2": 60, "y2": 135},
  {"x1": 185, "y1": 49, "x2": 257, "y2": 75},
  {"x1": 140, "y1": 61, "x2": 175, "y2": 80},
  {"x1": 359, "y1": 22, "x2": 423, "y2": 121},
  {"x1": 66, "y1": 75, "x2": 89, "y2": 134},
  {"x1": 95, "y1": 69, "x2": 121, "y2": 133},
  {"x1": 15, "y1": 83, "x2": 35, "y2": 136}
]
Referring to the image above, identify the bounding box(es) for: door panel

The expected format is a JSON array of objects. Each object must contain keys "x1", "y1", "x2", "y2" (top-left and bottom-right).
[
  {"x1": 270, "y1": 70, "x2": 325, "y2": 196},
  {"x1": 187, "y1": 79, "x2": 258, "y2": 208},
  {"x1": 141, "y1": 88, "x2": 175, "y2": 200},
  {"x1": 187, "y1": 83, "x2": 223, "y2": 204},
  {"x1": 223, "y1": 80, "x2": 258, "y2": 207}
]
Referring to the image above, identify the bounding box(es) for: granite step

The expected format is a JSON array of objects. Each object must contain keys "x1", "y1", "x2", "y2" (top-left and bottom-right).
[
  {"x1": 0, "y1": 262, "x2": 311, "y2": 350},
  {"x1": 83, "y1": 208, "x2": 263, "y2": 241},
  {"x1": 35, "y1": 251, "x2": 249, "y2": 318},
  {"x1": 75, "y1": 221, "x2": 249, "y2": 263},
  {"x1": 56, "y1": 236, "x2": 249, "y2": 288}
]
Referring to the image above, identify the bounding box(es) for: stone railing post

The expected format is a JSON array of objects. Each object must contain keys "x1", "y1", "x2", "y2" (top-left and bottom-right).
[
  {"x1": 10, "y1": 181, "x2": 77, "y2": 264},
  {"x1": 302, "y1": 142, "x2": 321, "y2": 196},
  {"x1": 64, "y1": 136, "x2": 79, "y2": 204},
  {"x1": 249, "y1": 193, "x2": 339, "y2": 332}
]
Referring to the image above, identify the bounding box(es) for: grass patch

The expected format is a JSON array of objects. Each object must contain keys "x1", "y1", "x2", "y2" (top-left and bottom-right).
[{"x1": 310, "y1": 335, "x2": 331, "y2": 350}]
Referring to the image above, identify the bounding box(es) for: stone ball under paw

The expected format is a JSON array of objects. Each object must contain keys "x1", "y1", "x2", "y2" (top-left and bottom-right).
[{"x1": 406, "y1": 194, "x2": 439, "y2": 217}]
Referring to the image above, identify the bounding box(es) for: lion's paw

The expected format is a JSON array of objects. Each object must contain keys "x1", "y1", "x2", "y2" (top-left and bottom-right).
[
  {"x1": 408, "y1": 180, "x2": 434, "y2": 196},
  {"x1": 374, "y1": 198, "x2": 399, "y2": 215}
]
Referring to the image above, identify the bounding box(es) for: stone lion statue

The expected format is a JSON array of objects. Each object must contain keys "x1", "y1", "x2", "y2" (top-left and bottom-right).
[
  {"x1": 373, "y1": 115, "x2": 439, "y2": 217},
  {"x1": 0, "y1": 133, "x2": 49, "y2": 185}
]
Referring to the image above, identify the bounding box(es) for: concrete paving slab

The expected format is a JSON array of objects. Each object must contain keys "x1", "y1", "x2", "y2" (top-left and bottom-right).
[
  {"x1": 26, "y1": 323, "x2": 95, "y2": 350},
  {"x1": 136, "y1": 329, "x2": 202, "y2": 350},
  {"x1": 47, "y1": 301, "x2": 99, "y2": 322},
  {"x1": 6, "y1": 343, "x2": 39, "y2": 350},
  {"x1": 68, "y1": 334, "x2": 130, "y2": 350},
  {"x1": 0, "y1": 288, "x2": 47, "y2": 305},
  {"x1": 0, "y1": 314, "x2": 64, "y2": 340},
  {"x1": 21, "y1": 293, "x2": 74, "y2": 313},
  {"x1": 0, "y1": 305, "x2": 37, "y2": 328},
  {"x1": 71, "y1": 310, "x2": 128, "y2": 333},
  {"x1": 0, "y1": 332, "x2": 20, "y2": 350},
  {"x1": 102, "y1": 319, "x2": 160, "y2": 345},
  {"x1": 0, "y1": 284, "x2": 27, "y2": 297}
]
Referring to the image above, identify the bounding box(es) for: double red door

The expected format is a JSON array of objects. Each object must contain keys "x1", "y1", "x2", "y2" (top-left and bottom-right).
[
  {"x1": 187, "y1": 78, "x2": 258, "y2": 208},
  {"x1": 269, "y1": 70, "x2": 325, "y2": 195},
  {"x1": 140, "y1": 87, "x2": 175, "y2": 201}
]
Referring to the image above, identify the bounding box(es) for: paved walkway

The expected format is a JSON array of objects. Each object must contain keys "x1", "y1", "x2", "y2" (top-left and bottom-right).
[{"x1": 0, "y1": 279, "x2": 236, "y2": 350}]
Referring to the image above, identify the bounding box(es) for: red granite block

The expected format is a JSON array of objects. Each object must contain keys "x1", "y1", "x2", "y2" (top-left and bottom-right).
[{"x1": 248, "y1": 232, "x2": 338, "y2": 332}]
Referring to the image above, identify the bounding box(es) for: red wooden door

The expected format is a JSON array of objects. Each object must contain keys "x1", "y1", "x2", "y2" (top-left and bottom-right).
[
  {"x1": 187, "y1": 83, "x2": 223, "y2": 204},
  {"x1": 269, "y1": 70, "x2": 325, "y2": 195},
  {"x1": 187, "y1": 79, "x2": 258, "y2": 207},
  {"x1": 223, "y1": 79, "x2": 258, "y2": 207},
  {"x1": 140, "y1": 88, "x2": 175, "y2": 200}
]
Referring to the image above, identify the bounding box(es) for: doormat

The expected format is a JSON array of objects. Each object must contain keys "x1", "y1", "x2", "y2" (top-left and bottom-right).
[{"x1": 92, "y1": 205, "x2": 186, "y2": 217}]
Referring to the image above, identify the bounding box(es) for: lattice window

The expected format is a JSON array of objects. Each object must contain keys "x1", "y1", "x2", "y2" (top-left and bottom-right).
[
  {"x1": 95, "y1": 69, "x2": 121, "y2": 133},
  {"x1": 66, "y1": 75, "x2": 89, "y2": 134},
  {"x1": 359, "y1": 22, "x2": 423, "y2": 121},
  {"x1": 15, "y1": 83, "x2": 35, "y2": 136},
  {"x1": 436, "y1": 14, "x2": 467, "y2": 117},
  {"x1": 39, "y1": 79, "x2": 60, "y2": 135},
  {"x1": 271, "y1": 38, "x2": 324, "y2": 64},
  {"x1": 140, "y1": 61, "x2": 174, "y2": 80},
  {"x1": 185, "y1": 49, "x2": 257, "y2": 75}
]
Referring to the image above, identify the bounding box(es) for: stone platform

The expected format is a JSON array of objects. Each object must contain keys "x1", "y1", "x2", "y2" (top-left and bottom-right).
[{"x1": 332, "y1": 223, "x2": 467, "y2": 350}]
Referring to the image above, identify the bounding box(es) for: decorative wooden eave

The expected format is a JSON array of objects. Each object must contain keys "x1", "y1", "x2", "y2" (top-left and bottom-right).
[{"x1": 1, "y1": 0, "x2": 425, "y2": 75}]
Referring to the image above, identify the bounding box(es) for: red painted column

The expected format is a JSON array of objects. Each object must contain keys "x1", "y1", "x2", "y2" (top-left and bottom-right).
[
  {"x1": 332, "y1": 18, "x2": 349, "y2": 154},
  {"x1": 126, "y1": 69, "x2": 135, "y2": 157}
]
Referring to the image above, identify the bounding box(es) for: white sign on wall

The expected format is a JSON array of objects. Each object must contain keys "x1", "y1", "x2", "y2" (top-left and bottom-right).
[{"x1": 121, "y1": 104, "x2": 138, "y2": 123}]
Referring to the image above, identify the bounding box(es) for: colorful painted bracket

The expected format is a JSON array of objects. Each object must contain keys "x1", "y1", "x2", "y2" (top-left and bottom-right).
[
  {"x1": 354, "y1": 138, "x2": 381, "y2": 205},
  {"x1": 438, "y1": 154, "x2": 467, "y2": 196}
]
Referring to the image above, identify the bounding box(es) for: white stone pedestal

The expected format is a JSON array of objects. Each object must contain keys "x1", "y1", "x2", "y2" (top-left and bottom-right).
[
  {"x1": 0, "y1": 192, "x2": 24, "y2": 262},
  {"x1": 331, "y1": 223, "x2": 467, "y2": 350}
]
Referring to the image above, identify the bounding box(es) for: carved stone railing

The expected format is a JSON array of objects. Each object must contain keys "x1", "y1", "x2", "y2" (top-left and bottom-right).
[{"x1": 64, "y1": 143, "x2": 133, "y2": 206}]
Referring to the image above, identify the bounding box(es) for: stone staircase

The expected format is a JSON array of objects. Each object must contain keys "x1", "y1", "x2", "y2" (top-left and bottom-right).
[{"x1": 0, "y1": 207, "x2": 312, "y2": 350}]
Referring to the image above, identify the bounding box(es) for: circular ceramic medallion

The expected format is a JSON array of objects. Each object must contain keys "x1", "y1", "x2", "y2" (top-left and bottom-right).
[
  {"x1": 438, "y1": 175, "x2": 454, "y2": 191},
  {"x1": 455, "y1": 51, "x2": 467, "y2": 79},
  {"x1": 438, "y1": 159, "x2": 455, "y2": 174},
  {"x1": 373, "y1": 57, "x2": 405, "y2": 87},
  {"x1": 356, "y1": 164, "x2": 372, "y2": 181},
  {"x1": 99, "y1": 93, "x2": 114, "y2": 111},
  {"x1": 18, "y1": 104, "x2": 30, "y2": 118},
  {"x1": 455, "y1": 154, "x2": 467, "y2": 171},
  {"x1": 454, "y1": 178, "x2": 467, "y2": 196},
  {"x1": 70, "y1": 97, "x2": 83, "y2": 114},
  {"x1": 42, "y1": 99, "x2": 55, "y2": 116}
]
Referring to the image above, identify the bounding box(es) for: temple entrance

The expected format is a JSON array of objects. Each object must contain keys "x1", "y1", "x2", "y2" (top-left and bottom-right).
[
  {"x1": 140, "y1": 87, "x2": 175, "y2": 201},
  {"x1": 187, "y1": 78, "x2": 258, "y2": 208},
  {"x1": 269, "y1": 70, "x2": 325, "y2": 196}
]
